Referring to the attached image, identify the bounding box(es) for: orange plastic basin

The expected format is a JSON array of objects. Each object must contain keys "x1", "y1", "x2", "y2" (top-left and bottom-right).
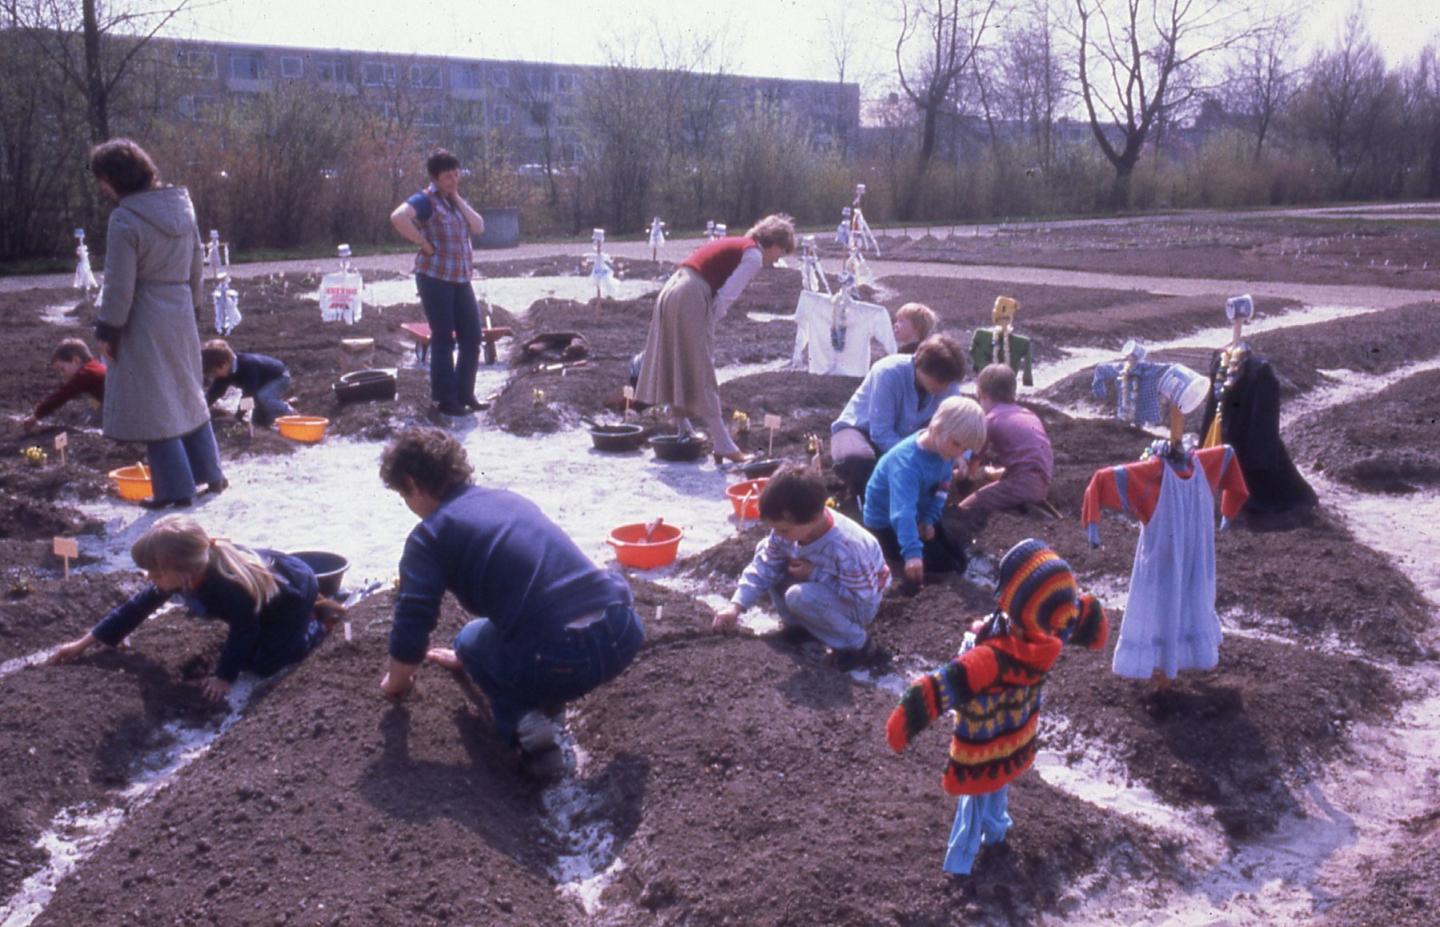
[
  {"x1": 608, "y1": 522, "x2": 684, "y2": 570},
  {"x1": 725, "y1": 479, "x2": 769, "y2": 520},
  {"x1": 276, "y1": 415, "x2": 330, "y2": 443},
  {"x1": 108, "y1": 464, "x2": 153, "y2": 502}
]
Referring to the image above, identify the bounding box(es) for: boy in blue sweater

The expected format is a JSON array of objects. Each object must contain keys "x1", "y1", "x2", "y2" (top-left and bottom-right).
[
  {"x1": 864, "y1": 396, "x2": 986, "y2": 587},
  {"x1": 713, "y1": 466, "x2": 891, "y2": 669},
  {"x1": 376, "y1": 427, "x2": 644, "y2": 780},
  {"x1": 202, "y1": 339, "x2": 294, "y2": 427}
]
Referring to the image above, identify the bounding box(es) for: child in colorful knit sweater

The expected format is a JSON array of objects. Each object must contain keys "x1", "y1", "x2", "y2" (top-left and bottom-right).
[
  {"x1": 713, "y1": 466, "x2": 891, "y2": 670},
  {"x1": 886, "y1": 539, "x2": 1108, "y2": 875},
  {"x1": 863, "y1": 396, "x2": 986, "y2": 586}
]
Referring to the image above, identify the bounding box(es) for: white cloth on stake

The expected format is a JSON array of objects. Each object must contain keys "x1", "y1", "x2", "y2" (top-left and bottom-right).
[{"x1": 791, "y1": 290, "x2": 897, "y2": 376}]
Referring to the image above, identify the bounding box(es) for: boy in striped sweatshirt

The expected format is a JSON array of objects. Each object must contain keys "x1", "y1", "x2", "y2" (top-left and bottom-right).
[{"x1": 713, "y1": 466, "x2": 891, "y2": 670}]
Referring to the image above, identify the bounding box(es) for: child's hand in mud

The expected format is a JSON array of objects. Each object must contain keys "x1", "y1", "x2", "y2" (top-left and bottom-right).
[
  {"x1": 712, "y1": 603, "x2": 741, "y2": 634},
  {"x1": 200, "y1": 677, "x2": 231, "y2": 703},
  {"x1": 48, "y1": 633, "x2": 95, "y2": 664},
  {"x1": 380, "y1": 658, "x2": 418, "y2": 700},
  {"x1": 904, "y1": 558, "x2": 925, "y2": 586}
]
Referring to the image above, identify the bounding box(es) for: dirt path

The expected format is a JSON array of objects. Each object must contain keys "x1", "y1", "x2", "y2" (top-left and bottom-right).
[{"x1": 7, "y1": 201, "x2": 1440, "y2": 308}]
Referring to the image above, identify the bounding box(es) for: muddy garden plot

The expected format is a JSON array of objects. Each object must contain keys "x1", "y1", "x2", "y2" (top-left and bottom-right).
[{"x1": 0, "y1": 247, "x2": 1438, "y2": 925}]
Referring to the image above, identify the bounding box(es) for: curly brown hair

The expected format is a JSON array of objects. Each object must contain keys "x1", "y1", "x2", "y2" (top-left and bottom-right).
[
  {"x1": 89, "y1": 138, "x2": 160, "y2": 196},
  {"x1": 379, "y1": 427, "x2": 474, "y2": 497}
]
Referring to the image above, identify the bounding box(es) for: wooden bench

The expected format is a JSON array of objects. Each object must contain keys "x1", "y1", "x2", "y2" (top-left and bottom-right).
[{"x1": 399, "y1": 321, "x2": 513, "y2": 365}]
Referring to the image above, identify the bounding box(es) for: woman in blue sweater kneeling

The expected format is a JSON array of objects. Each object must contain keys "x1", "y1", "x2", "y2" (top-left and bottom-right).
[
  {"x1": 377, "y1": 427, "x2": 644, "y2": 780},
  {"x1": 49, "y1": 515, "x2": 338, "y2": 702}
]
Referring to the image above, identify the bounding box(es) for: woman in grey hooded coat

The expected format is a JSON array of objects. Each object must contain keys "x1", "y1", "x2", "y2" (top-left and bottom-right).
[{"x1": 91, "y1": 139, "x2": 225, "y2": 508}]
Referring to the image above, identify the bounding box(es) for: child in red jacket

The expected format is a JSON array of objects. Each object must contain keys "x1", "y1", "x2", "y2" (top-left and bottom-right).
[
  {"x1": 885, "y1": 538, "x2": 1107, "y2": 875},
  {"x1": 23, "y1": 339, "x2": 105, "y2": 432}
]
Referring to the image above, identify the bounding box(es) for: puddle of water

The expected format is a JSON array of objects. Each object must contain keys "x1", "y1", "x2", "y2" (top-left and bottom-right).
[
  {"x1": 74, "y1": 425, "x2": 749, "y2": 595},
  {"x1": 543, "y1": 735, "x2": 625, "y2": 916},
  {"x1": 1038, "y1": 716, "x2": 1223, "y2": 849},
  {"x1": 716, "y1": 358, "x2": 789, "y2": 384},
  {"x1": 40, "y1": 304, "x2": 82, "y2": 327},
  {"x1": 0, "y1": 646, "x2": 60, "y2": 682},
  {"x1": 363, "y1": 276, "x2": 660, "y2": 312}
]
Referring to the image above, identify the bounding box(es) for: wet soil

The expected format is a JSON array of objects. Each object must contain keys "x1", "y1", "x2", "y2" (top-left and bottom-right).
[
  {"x1": 875, "y1": 276, "x2": 1299, "y2": 361},
  {"x1": 575, "y1": 615, "x2": 1179, "y2": 926},
  {"x1": 1289, "y1": 368, "x2": 1440, "y2": 494},
  {"x1": 1320, "y1": 812, "x2": 1440, "y2": 925},
  {"x1": 2, "y1": 226, "x2": 1439, "y2": 924},
  {"x1": 854, "y1": 218, "x2": 1440, "y2": 290},
  {"x1": 32, "y1": 589, "x2": 572, "y2": 927},
  {"x1": 0, "y1": 589, "x2": 225, "y2": 902},
  {"x1": 489, "y1": 267, "x2": 804, "y2": 435}
]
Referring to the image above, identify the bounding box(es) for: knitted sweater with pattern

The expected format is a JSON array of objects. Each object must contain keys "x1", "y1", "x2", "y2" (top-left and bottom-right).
[{"x1": 886, "y1": 625, "x2": 1066, "y2": 796}]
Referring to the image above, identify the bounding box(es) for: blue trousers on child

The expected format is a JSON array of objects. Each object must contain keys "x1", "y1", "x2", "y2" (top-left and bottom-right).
[
  {"x1": 771, "y1": 581, "x2": 875, "y2": 650},
  {"x1": 454, "y1": 602, "x2": 644, "y2": 743},
  {"x1": 944, "y1": 786, "x2": 1012, "y2": 875},
  {"x1": 252, "y1": 376, "x2": 295, "y2": 427},
  {"x1": 147, "y1": 421, "x2": 225, "y2": 503}
]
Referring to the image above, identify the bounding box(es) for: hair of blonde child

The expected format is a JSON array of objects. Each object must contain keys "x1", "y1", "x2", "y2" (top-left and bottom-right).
[
  {"x1": 746, "y1": 214, "x2": 797, "y2": 253},
  {"x1": 928, "y1": 396, "x2": 987, "y2": 451},
  {"x1": 130, "y1": 515, "x2": 278, "y2": 614},
  {"x1": 896, "y1": 303, "x2": 938, "y2": 341}
]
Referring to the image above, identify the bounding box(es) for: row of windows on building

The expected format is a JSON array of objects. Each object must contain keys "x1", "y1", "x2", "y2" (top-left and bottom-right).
[
  {"x1": 177, "y1": 48, "x2": 576, "y2": 93},
  {"x1": 171, "y1": 94, "x2": 595, "y2": 135}
]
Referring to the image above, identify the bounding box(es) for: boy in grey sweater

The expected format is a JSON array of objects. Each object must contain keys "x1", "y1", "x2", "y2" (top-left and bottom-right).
[{"x1": 713, "y1": 467, "x2": 891, "y2": 669}]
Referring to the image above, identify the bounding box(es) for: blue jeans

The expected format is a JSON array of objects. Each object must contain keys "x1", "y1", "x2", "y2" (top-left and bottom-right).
[
  {"x1": 454, "y1": 602, "x2": 645, "y2": 743},
  {"x1": 147, "y1": 421, "x2": 224, "y2": 502},
  {"x1": 415, "y1": 273, "x2": 481, "y2": 406},
  {"x1": 944, "y1": 786, "x2": 1012, "y2": 875},
  {"x1": 252, "y1": 375, "x2": 294, "y2": 426},
  {"x1": 772, "y1": 582, "x2": 876, "y2": 650}
]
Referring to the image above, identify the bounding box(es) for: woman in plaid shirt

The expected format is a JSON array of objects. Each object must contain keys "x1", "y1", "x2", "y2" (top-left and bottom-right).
[{"x1": 390, "y1": 149, "x2": 487, "y2": 417}]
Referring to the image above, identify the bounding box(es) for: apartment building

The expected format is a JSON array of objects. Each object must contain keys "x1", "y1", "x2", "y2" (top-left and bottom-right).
[{"x1": 164, "y1": 38, "x2": 860, "y2": 168}]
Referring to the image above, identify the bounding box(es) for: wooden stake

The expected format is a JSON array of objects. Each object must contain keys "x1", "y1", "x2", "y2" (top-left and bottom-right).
[
  {"x1": 53, "y1": 431, "x2": 68, "y2": 466},
  {"x1": 764, "y1": 414, "x2": 781, "y2": 458},
  {"x1": 623, "y1": 384, "x2": 635, "y2": 418},
  {"x1": 53, "y1": 537, "x2": 78, "y2": 579}
]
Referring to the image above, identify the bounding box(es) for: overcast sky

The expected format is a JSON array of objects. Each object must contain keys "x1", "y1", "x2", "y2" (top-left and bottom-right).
[{"x1": 170, "y1": 0, "x2": 1440, "y2": 92}]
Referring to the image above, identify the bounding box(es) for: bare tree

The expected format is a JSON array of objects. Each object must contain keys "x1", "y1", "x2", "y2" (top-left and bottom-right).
[
  {"x1": 1290, "y1": 8, "x2": 1400, "y2": 196},
  {"x1": 1223, "y1": 8, "x2": 1300, "y2": 160},
  {"x1": 820, "y1": 2, "x2": 865, "y2": 156},
  {"x1": 1, "y1": 0, "x2": 190, "y2": 143},
  {"x1": 500, "y1": 62, "x2": 564, "y2": 204},
  {"x1": 999, "y1": 0, "x2": 1068, "y2": 174},
  {"x1": 1403, "y1": 45, "x2": 1440, "y2": 197},
  {"x1": 893, "y1": 0, "x2": 1000, "y2": 213},
  {"x1": 0, "y1": 28, "x2": 89, "y2": 258},
  {"x1": 1070, "y1": 0, "x2": 1258, "y2": 206}
]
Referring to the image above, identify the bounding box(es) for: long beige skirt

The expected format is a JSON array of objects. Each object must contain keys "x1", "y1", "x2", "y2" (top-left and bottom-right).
[{"x1": 635, "y1": 267, "x2": 716, "y2": 417}]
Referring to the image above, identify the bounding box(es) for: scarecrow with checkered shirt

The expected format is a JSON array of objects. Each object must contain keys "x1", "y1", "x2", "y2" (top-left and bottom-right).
[{"x1": 885, "y1": 539, "x2": 1108, "y2": 875}]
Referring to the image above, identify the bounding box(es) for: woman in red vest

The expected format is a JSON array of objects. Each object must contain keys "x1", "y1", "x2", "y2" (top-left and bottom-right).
[{"x1": 636, "y1": 214, "x2": 795, "y2": 463}]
